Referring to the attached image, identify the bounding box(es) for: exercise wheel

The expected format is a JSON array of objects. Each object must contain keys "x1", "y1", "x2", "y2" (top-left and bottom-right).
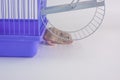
[{"x1": 41, "y1": 0, "x2": 105, "y2": 41}]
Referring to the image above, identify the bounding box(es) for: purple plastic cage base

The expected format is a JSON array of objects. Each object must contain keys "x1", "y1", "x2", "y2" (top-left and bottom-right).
[
  {"x1": 0, "y1": 39, "x2": 39, "y2": 57},
  {"x1": 0, "y1": 18, "x2": 47, "y2": 57}
]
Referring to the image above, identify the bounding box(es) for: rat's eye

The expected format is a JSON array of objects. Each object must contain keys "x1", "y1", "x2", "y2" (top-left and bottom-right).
[
  {"x1": 60, "y1": 33, "x2": 63, "y2": 36},
  {"x1": 67, "y1": 36, "x2": 70, "y2": 39}
]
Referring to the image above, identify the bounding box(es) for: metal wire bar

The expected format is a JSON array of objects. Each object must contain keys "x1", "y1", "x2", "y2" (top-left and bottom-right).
[
  {"x1": 38, "y1": 0, "x2": 41, "y2": 35},
  {"x1": 95, "y1": 15, "x2": 102, "y2": 20},
  {"x1": 93, "y1": 19, "x2": 100, "y2": 24},
  {"x1": 33, "y1": 0, "x2": 36, "y2": 35},
  {"x1": 91, "y1": 22, "x2": 97, "y2": 28},
  {"x1": 17, "y1": 0, "x2": 20, "y2": 35},
  {"x1": 28, "y1": 0, "x2": 30, "y2": 35},
  {"x1": 13, "y1": 0, "x2": 16, "y2": 34},
  {"x1": 96, "y1": 11, "x2": 104, "y2": 16},
  {"x1": 2, "y1": 0, "x2": 5, "y2": 34},
  {"x1": 23, "y1": 0, "x2": 25, "y2": 35}
]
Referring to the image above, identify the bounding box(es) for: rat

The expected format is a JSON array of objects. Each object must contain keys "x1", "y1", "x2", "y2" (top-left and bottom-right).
[{"x1": 43, "y1": 27, "x2": 73, "y2": 46}]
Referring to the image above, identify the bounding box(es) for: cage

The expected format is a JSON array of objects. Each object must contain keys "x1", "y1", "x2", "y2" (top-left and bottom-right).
[
  {"x1": 0, "y1": 0, "x2": 47, "y2": 57},
  {"x1": 0, "y1": 0, "x2": 105, "y2": 57}
]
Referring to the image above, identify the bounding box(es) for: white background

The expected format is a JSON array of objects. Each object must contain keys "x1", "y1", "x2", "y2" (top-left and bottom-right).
[{"x1": 0, "y1": 0, "x2": 120, "y2": 80}]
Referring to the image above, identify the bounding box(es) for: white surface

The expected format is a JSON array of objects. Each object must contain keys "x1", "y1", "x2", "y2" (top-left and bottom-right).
[{"x1": 0, "y1": 0, "x2": 120, "y2": 80}]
